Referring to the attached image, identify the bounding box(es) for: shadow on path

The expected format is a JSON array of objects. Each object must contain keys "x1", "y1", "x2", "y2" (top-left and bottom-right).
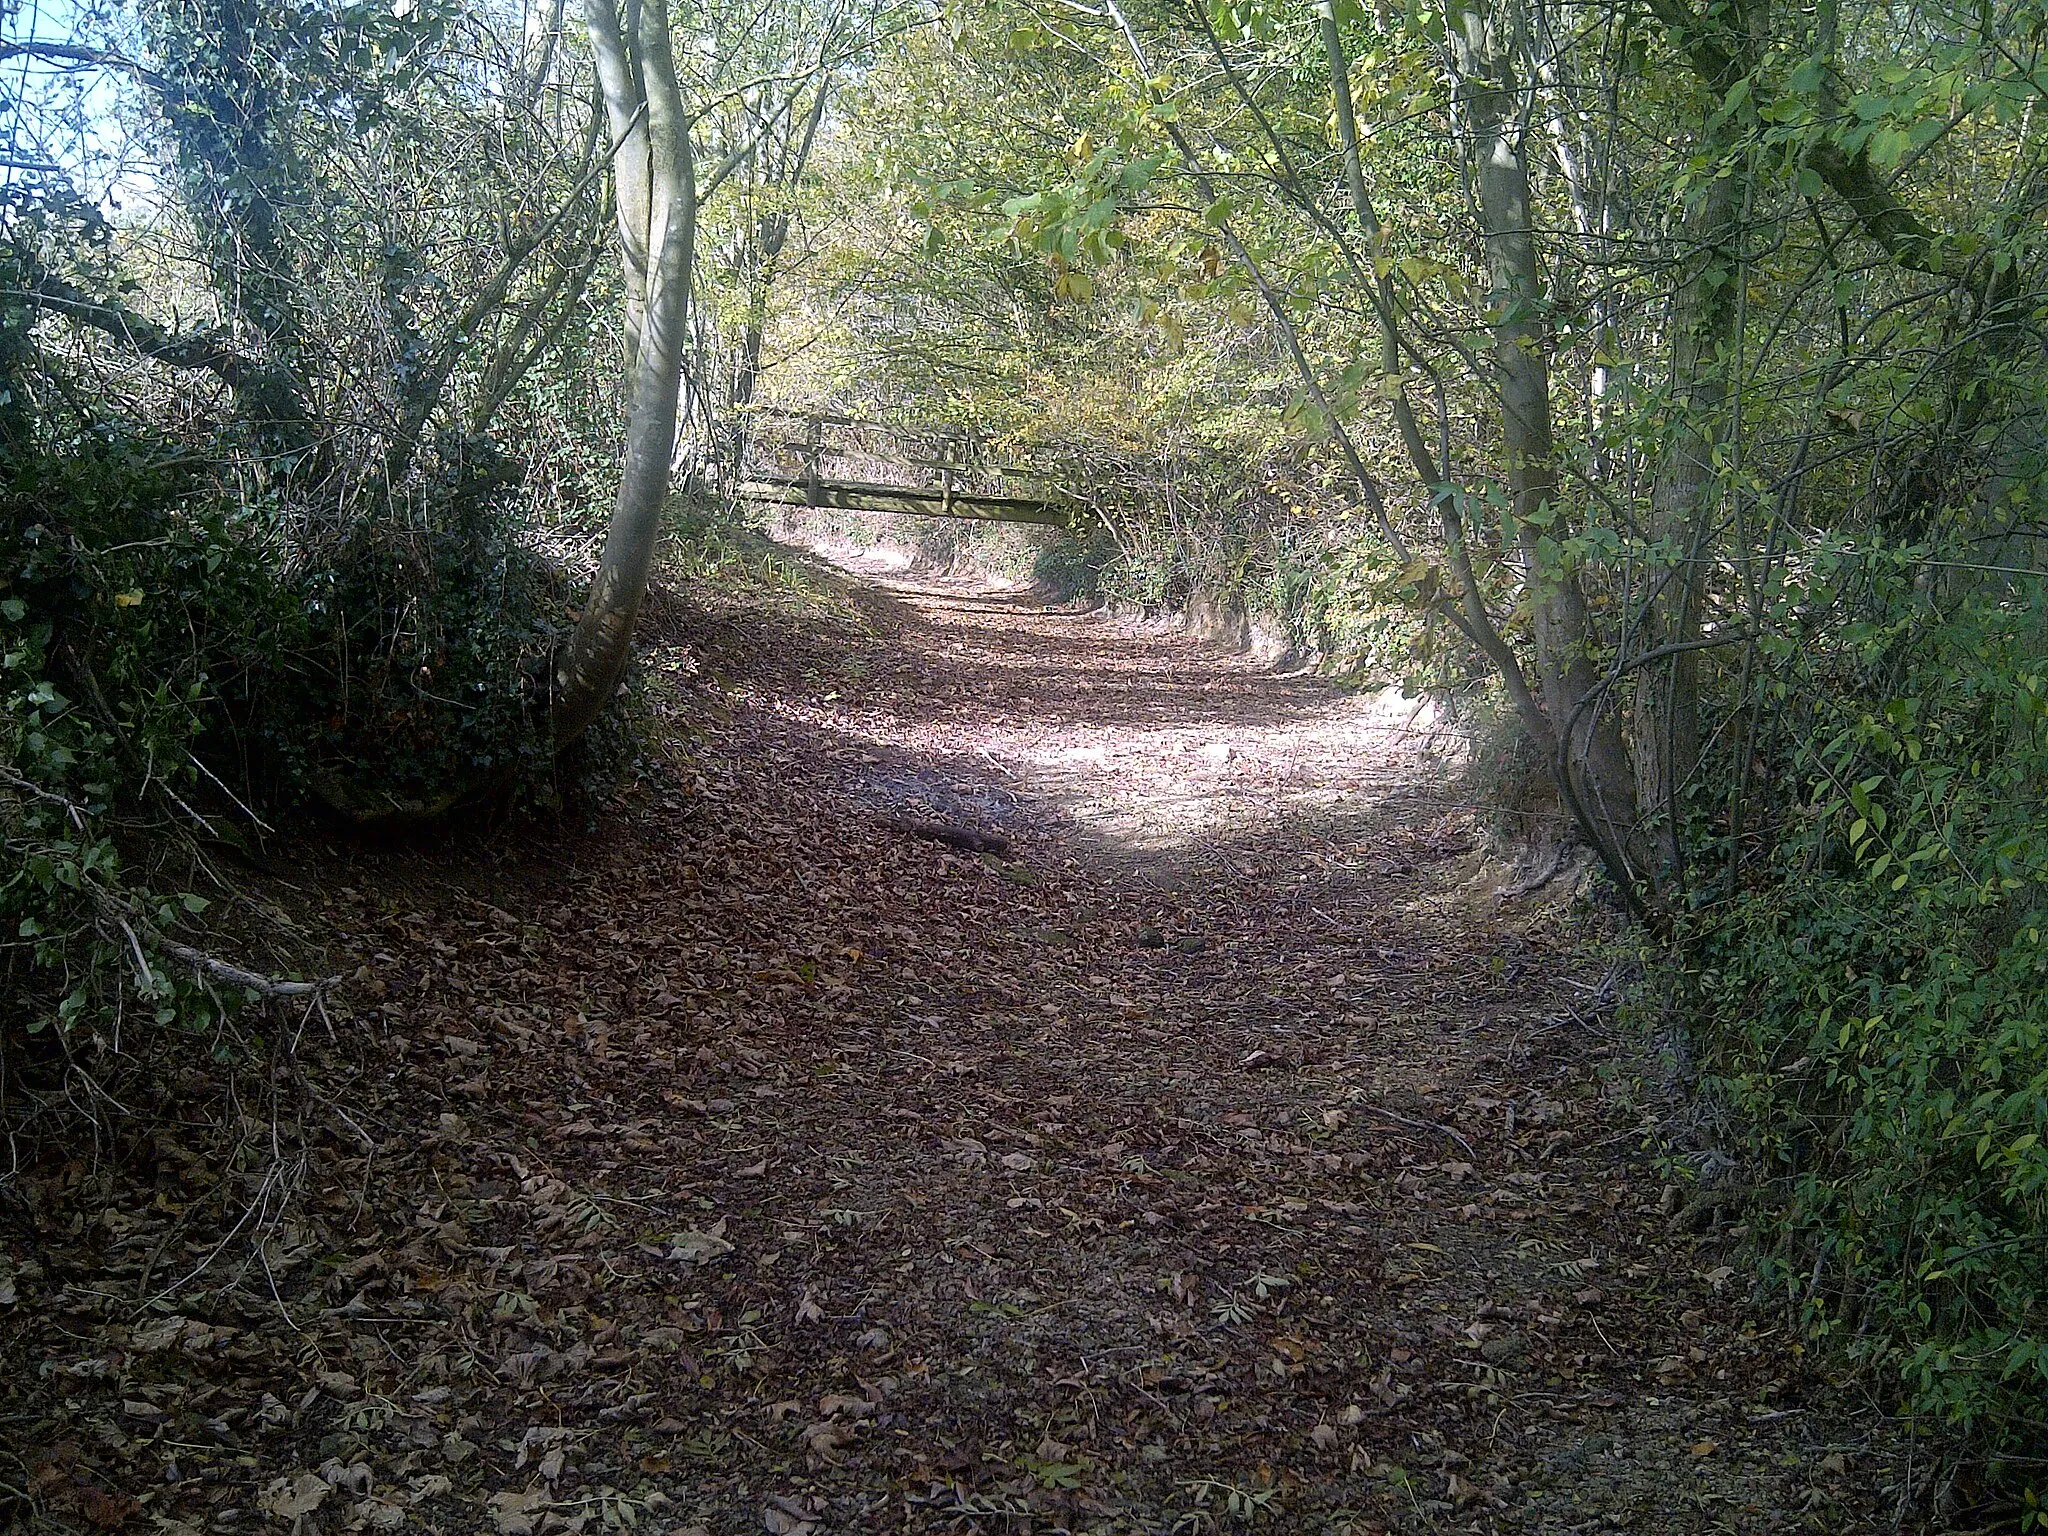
[{"x1": 3, "y1": 547, "x2": 1905, "y2": 1536}]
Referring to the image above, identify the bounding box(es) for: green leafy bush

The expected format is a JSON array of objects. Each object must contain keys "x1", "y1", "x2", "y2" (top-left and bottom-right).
[
  {"x1": 1684, "y1": 546, "x2": 2048, "y2": 1471},
  {"x1": 0, "y1": 427, "x2": 638, "y2": 1079},
  {"x1": 281, "y1": 443, "x2": 575, "y2": 821},
  {"x1": 0, "y1": 441, "x2": 285, "y2": 1052},
  {"x1": 1031, "y1": 526, "x2": 1115, "y2": 600}
]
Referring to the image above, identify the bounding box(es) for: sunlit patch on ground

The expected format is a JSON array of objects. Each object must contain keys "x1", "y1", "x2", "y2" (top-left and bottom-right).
[{"x1": 0, "y1": 551, "x2": 1903, "y2": 1536}]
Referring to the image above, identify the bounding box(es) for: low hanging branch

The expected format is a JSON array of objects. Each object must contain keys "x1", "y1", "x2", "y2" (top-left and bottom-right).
[
  {"x1": 84, "y1": 887, "x2": 339, "y2": 1002},
  {"x1": 10, "y1": 267, "x2": 314, "y2": 434},
  {"x1": 154, "y1": 938, "x2": 335, "y2": 999}
]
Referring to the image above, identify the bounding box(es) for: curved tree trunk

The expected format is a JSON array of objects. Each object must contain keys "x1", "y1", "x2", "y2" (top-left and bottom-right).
[
  {"x1": 1446, "y1": 0, "x2": 1643, "y2": 895},
  {"x1": 552, "y1": 0, "x2": 698, "y2": 748}
]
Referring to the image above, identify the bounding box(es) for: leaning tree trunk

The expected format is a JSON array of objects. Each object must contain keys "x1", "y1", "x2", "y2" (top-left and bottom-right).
[
  {"x1": 552, "y1": 0, "x2": 698, "y2": 747},
  {"x1": 1446, "y1": 0, "x2": 1643, "y2": 895}
]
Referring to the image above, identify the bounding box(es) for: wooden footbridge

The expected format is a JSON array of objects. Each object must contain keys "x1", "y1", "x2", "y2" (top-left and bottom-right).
[{"x1": 733, "y1": 408, "x2": 1091, "y2": 529}]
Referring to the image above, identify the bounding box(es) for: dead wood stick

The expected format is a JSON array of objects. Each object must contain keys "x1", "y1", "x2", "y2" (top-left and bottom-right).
[
  {"x1": 1360, "y1": 1102, "x2": 1476, "y2": 1158},
  {"x1": 157, "y1": 938, "x2": 334, "y2": 998},
  {"x1": 90, "y1": 887, "x2": 336, "y2": 998},
  {"x1": 877, "y1": 815, "x2": 1012, "y2": 858}
]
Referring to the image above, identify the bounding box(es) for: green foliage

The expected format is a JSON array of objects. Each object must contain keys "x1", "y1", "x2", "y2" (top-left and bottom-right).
[
  {"x1": 669, "y1": 499, "x2": 845, "y2": 600},
  {"x1": 12, "y1": 0, "x2": 2048, "y2": 1500},
  {"x1": 0, "y1": 440, "x2": 283, "y2": 1050},
  {"x1": 791, "y1": 0, "x2": 2048, "y2": 1495},
  {"x1": 1032, "y1": 526, "x2": 1116, "y2": 600},
  {"x1": 280, "y1": 444, "x2": 597, "y2": 821},
  {"x1": 1685, "y1": 549, "x2": 2048, "y2": 1462},
  {"x1": 0, "y1": 424, "x2": 636, "y2": 1081},
  {"x1": 1459, "y1": 690, "x2": 1560, "y2": 844}
]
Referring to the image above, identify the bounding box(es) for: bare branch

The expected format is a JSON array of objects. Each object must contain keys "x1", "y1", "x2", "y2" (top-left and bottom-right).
[
  {"x1": 0, "y1": 39, "x2": 169, "y2": 93},
  {"x1": 155, "y1": 939, "x2": 334, "y2": 999}
]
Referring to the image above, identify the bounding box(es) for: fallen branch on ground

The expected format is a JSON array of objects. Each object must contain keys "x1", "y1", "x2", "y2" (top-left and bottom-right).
[
  {"x1": 877, "y1": 815, "x2": 1012, "y2": 857},
  {"x1": 1359, "y1": 1102, "x2": 1477, "y2": 1158},
  {"x1": 156, "y1": 939, "x2": 333, "y2": 998}
]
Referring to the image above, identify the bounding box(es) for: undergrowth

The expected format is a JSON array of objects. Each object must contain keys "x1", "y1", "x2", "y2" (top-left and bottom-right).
[
  {"x1": 669, "y1": 498, "x2": 861, "y2": 619},
  {"x1": 0, "y1": 426, "x2": 643, "y2": 1147},
  {"x1": 0, "y1": 443, "x2": 284, "y2": 1060},
  {"x1": 274, "y1": 442, "x2": 644, "y2": 827},
  {"x1": 1679, "y1": 546, "x2": 2048, "y2": 1507}
]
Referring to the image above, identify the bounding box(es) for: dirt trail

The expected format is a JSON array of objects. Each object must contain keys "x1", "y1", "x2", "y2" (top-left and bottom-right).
[{"x1": 3, "y1": 555, "x2": 1901, "y2": 1536}]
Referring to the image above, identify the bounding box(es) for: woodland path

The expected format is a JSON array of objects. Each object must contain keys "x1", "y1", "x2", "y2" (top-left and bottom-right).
[{"x1": 5, "y1": 552, "x2": 1905, "y2": 1536}]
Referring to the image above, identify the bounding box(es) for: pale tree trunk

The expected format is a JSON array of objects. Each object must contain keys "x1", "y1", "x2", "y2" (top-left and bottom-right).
[
  {"x1": 1526, "y1": 0, "x2": 1630, "y2": 471},
  {"x1": 587, "y1": 0, "x2": 658, "y2": 375},
  {"x1": 1445, "y1": 0, "x2": 1642, "y2": 890},
  {"x1": 553, "y1": 0, "x2": 697, "y2": 746},
  {"x1": 1316, "y1": 5, "x2": 1570, "y2": 813}
]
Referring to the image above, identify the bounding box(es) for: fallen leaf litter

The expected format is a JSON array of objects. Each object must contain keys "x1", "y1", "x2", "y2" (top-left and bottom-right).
[{"x1": 0, "y1": 552, "x2": 1910, "y2": 1533}]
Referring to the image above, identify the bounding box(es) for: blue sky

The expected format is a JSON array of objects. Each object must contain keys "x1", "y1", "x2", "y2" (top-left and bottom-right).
[{"x1": 4, "y1": 0, "x2": 157, "y2": 208}]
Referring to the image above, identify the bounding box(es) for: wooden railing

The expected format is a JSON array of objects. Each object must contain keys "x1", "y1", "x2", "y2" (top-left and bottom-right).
[{"x1": 733, "y1": 408, "x2": 1090, "y2": 528}]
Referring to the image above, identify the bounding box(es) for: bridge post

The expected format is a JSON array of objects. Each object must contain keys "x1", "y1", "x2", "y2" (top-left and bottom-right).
[{"x1": 805, "y1": 414, "x2": 821, "y2": 507}]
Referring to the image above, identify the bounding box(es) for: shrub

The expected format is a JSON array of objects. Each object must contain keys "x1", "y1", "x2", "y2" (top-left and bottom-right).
[
  {"x1": 1683, "y1": 549, "x2": 2048, "y2": 1474},
  {"x1": 1031, "y1": 525, "x2": 1115, "y2": 600},
  {"x1": 279, "y1": 441, "x2": 602, "y2": 822},
  {"x1": 0, "y1": 439, "x2": 286, "y2": 1057}
]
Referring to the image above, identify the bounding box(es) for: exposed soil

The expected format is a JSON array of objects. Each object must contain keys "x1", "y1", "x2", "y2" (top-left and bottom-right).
[{"x1": 1, "y1": 551, "x2": 1913, "y2": 1536}]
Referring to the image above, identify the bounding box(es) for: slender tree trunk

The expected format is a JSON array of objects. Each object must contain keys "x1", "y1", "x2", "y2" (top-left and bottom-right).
[
  {"x1": 1319, "y1": 5, "x2": 1439, "y2": 492},
  {"x1": 552, "y1": 0, "x2": 697, "y2": 747},
  {"x1": 585, "y1": 0, "x2": 658, "y2": 375},
  {"x1": 1445, "y1": 0, "x2": 1642, "y2": 888},
  {"x1": 731, "y1": 209, "x2": 787, "y2": 415},
  {"x1": 728, "y1": 81, "x2": 828, "y2": 474},
  {"x1": 1636, "y1": 165, "x2": 1741, "y2": 875},
  {"x1": 1634, "y1": 0, "x2": 1760, "y2": 880}
]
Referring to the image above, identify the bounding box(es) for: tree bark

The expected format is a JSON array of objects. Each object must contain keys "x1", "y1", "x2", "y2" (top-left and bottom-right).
[
  {"x1": 552, "y1": 0, "x2": 697, "y2": 747},
  {"x1": 585, "y1": 0, "x2": 659, "y2": 374},
  {"x1": 147, "y1": 0, "x2": 308, "y2": 445},
  {"x1": 728, "y1": 79, "x2": 830, "y2": 478},
  {"x1": 1636, "y1": 158, "x2": 1745, "y2": 879},
  {"x1": 1445, "y1": 0, "x2": 1642, "y2": 891},
  {"x1": 1631, "y1": 0, "x2": 1761, "y2": 882}
]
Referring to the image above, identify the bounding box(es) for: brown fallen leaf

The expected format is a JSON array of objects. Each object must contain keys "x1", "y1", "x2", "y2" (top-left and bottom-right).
[
  {"x1": 78, "y1": 1488, "x2": 139, "y2": 1532},
  {"x1": 259, "y1": 1473, "x2": 332, "y2": 1522},
  {"x1": 800, "y1": 1420, "x2": 856, "y2": 1465},
  {"x1": 486, "y1": 1488, "x2": 551, "y2": 1536}
]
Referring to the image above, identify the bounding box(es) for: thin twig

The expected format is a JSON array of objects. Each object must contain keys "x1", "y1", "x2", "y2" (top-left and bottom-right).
[{"x1": 1358, "y1": 1102, "x2": 1477, "y2": 1158}]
